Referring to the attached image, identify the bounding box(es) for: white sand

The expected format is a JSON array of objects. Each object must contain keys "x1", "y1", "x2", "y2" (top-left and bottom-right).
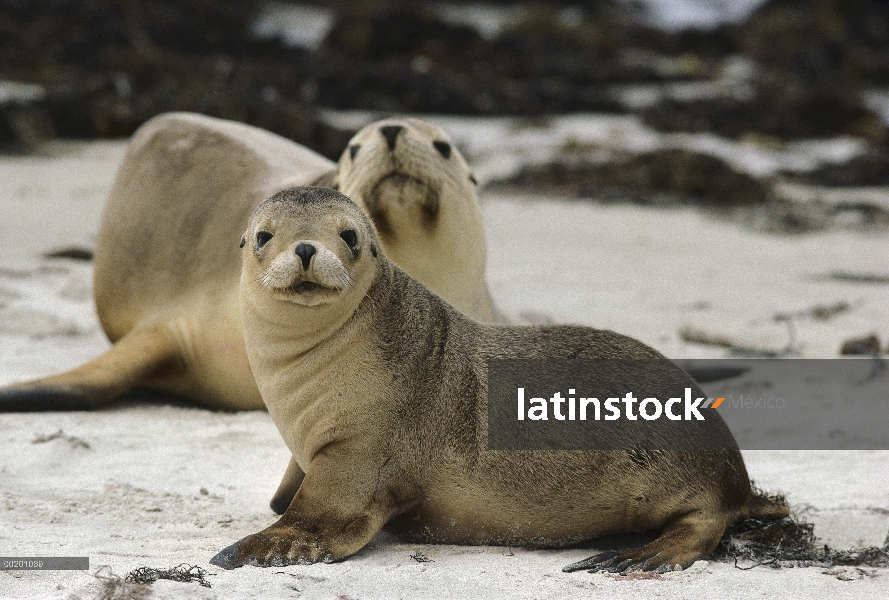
[{"x1": 1, "y1": 124, "x2": 887, "y2": 599}]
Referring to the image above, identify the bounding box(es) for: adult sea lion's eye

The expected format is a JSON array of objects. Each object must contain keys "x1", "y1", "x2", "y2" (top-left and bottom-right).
[
  {"x1": 433, "y1": 140, "x2": 451, "y2": 159},
  {"x1": 256, "y1": 231, "x2": 273, "y2": 248},
  {"x1": 340, "y1": 229, "x2": 358, "y2": 248}
]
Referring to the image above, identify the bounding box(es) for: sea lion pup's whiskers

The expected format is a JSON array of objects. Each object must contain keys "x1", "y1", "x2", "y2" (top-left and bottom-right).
[
  {"x1": 212, "y1": 186, "x2": 788, "y2": 574},
  {"x1": 259, "y1": 241, "x2": 351, "y2": 300}
]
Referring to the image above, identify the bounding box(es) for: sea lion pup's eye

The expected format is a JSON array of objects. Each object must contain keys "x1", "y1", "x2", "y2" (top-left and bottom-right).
[
  {"x1": 433, "y1": 140, "x2": 451, "y2": 159},
  {"x1": 256, "y1": 231, "x2": 273, "y2": 248},
  {"x1": 339, "y1": 229, "x2": 358, "y2": 249},
  {"x1": 349, "y1": 144, "x2": 360, "y2": 161}
]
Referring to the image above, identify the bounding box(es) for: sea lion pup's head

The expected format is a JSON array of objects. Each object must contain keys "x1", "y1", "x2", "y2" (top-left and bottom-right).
[{"x1": 239, "y1": 187, "x2": 380, "y2": 312}]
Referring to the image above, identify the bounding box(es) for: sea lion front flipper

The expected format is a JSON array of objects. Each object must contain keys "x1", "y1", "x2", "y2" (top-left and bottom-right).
[
  {"x1": 0, "y1": 322, "x2": 181, "y2": 412},
  {"x1": 269, "y1": 456, "x2": 305, "y2": 515},
  {"x1": 212, "y1": 443, "x2": 397, "y2": 569},
  {"x1": 562, "y1": 509, "x2": 729, "y2": 574}
]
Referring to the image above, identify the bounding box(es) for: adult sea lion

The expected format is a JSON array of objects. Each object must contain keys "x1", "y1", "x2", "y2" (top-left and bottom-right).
[
  {"x1": 328, "y1": 117, "x2": 500, "y2": 323},
  {"x1": 0, "y1": 112, "x2": 499, "y2": 413},
  {"x1": 211, "y1": 187, "x2": 788, "y2": 573}
]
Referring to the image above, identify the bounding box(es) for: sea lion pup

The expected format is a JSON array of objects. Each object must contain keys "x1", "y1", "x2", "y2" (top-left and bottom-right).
[
  {"x1": 0, "y1": 113, "x2": 500, "y2": 414},
  {"x1": 211, "y1": 187, "x2": 788, "y2": 573}
]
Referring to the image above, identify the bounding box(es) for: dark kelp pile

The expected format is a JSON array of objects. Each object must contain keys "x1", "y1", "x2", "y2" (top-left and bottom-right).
[
  {"x1": 487, "y1": 144, "x2": 889, "y2": 232},
  {"x1": 642, "y1": 0, "x2": 889, "y2": 142},
  {"x1": 0, "y1": 0, "x2": 350, "y2": 156},
  {"x1": 489, "y1": 148, "x2": 771, "y2": 207},
  {"x1": 706, "y1": 488, "x2": 889, "y2": 571},
  {"x1": 3, "y1": 0, "x2": 889, "y2": 205},
  {"x1": 712, "y1": 517, "x2": 889, "y2": 571},
  {"x1": 1, "y1": 2, "x2": 885, "y2": 149},
  {"x1": 0, "y1": 0, "x2": 722, "y2": 149}
]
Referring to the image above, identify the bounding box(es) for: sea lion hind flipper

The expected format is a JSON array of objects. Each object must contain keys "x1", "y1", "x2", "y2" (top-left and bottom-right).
[
  {"x1": 0, "y1": 386, "x2": 102, "y2": 412},
  {"x1": 0, "y1": 323, "x2": 182, "y2": 412},
  {"x1": 562, "y1": 510, "x2": 729, "y2": 574},
  {"x1": 269, "y1": 456, "x2": 305, "y2": 515}
]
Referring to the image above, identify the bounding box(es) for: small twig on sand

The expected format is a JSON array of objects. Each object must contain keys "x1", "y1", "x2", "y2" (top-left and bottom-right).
[{"x1": 31, "y1": 429, "x2": 90, "y2": 449}]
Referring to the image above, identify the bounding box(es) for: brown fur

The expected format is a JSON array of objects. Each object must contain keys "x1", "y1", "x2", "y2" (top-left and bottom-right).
[{"x1": 212, "y1": 187, "x2": 788, "y2": 574}]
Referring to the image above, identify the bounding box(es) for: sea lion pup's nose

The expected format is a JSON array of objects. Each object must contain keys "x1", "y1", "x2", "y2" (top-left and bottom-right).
[
  {"x1": 294, "y1": 242, "x2": 316, "y2": 270},
  {"x1": 379, "y1": 125, "x2": 403, "y2": 151}
]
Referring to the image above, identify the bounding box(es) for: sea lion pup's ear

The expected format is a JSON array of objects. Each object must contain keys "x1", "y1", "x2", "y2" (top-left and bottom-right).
[{"x1": 239, "y1": 233, "x2": 246, "y2": 249}]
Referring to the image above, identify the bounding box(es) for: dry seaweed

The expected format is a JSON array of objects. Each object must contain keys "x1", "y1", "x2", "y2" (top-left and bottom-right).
[
  {"x1": 410, "y1": 551, "x2": 434, "y2": 563},
  {"x1": 710, "y1": 490, "x2": 889, "y2": 569},
  {"x1": 90, "y1": 566, "x2": 151, "y2": 600},
  {"x1": 125, "y1": 564, "x2": 212, "y2": 588}
]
